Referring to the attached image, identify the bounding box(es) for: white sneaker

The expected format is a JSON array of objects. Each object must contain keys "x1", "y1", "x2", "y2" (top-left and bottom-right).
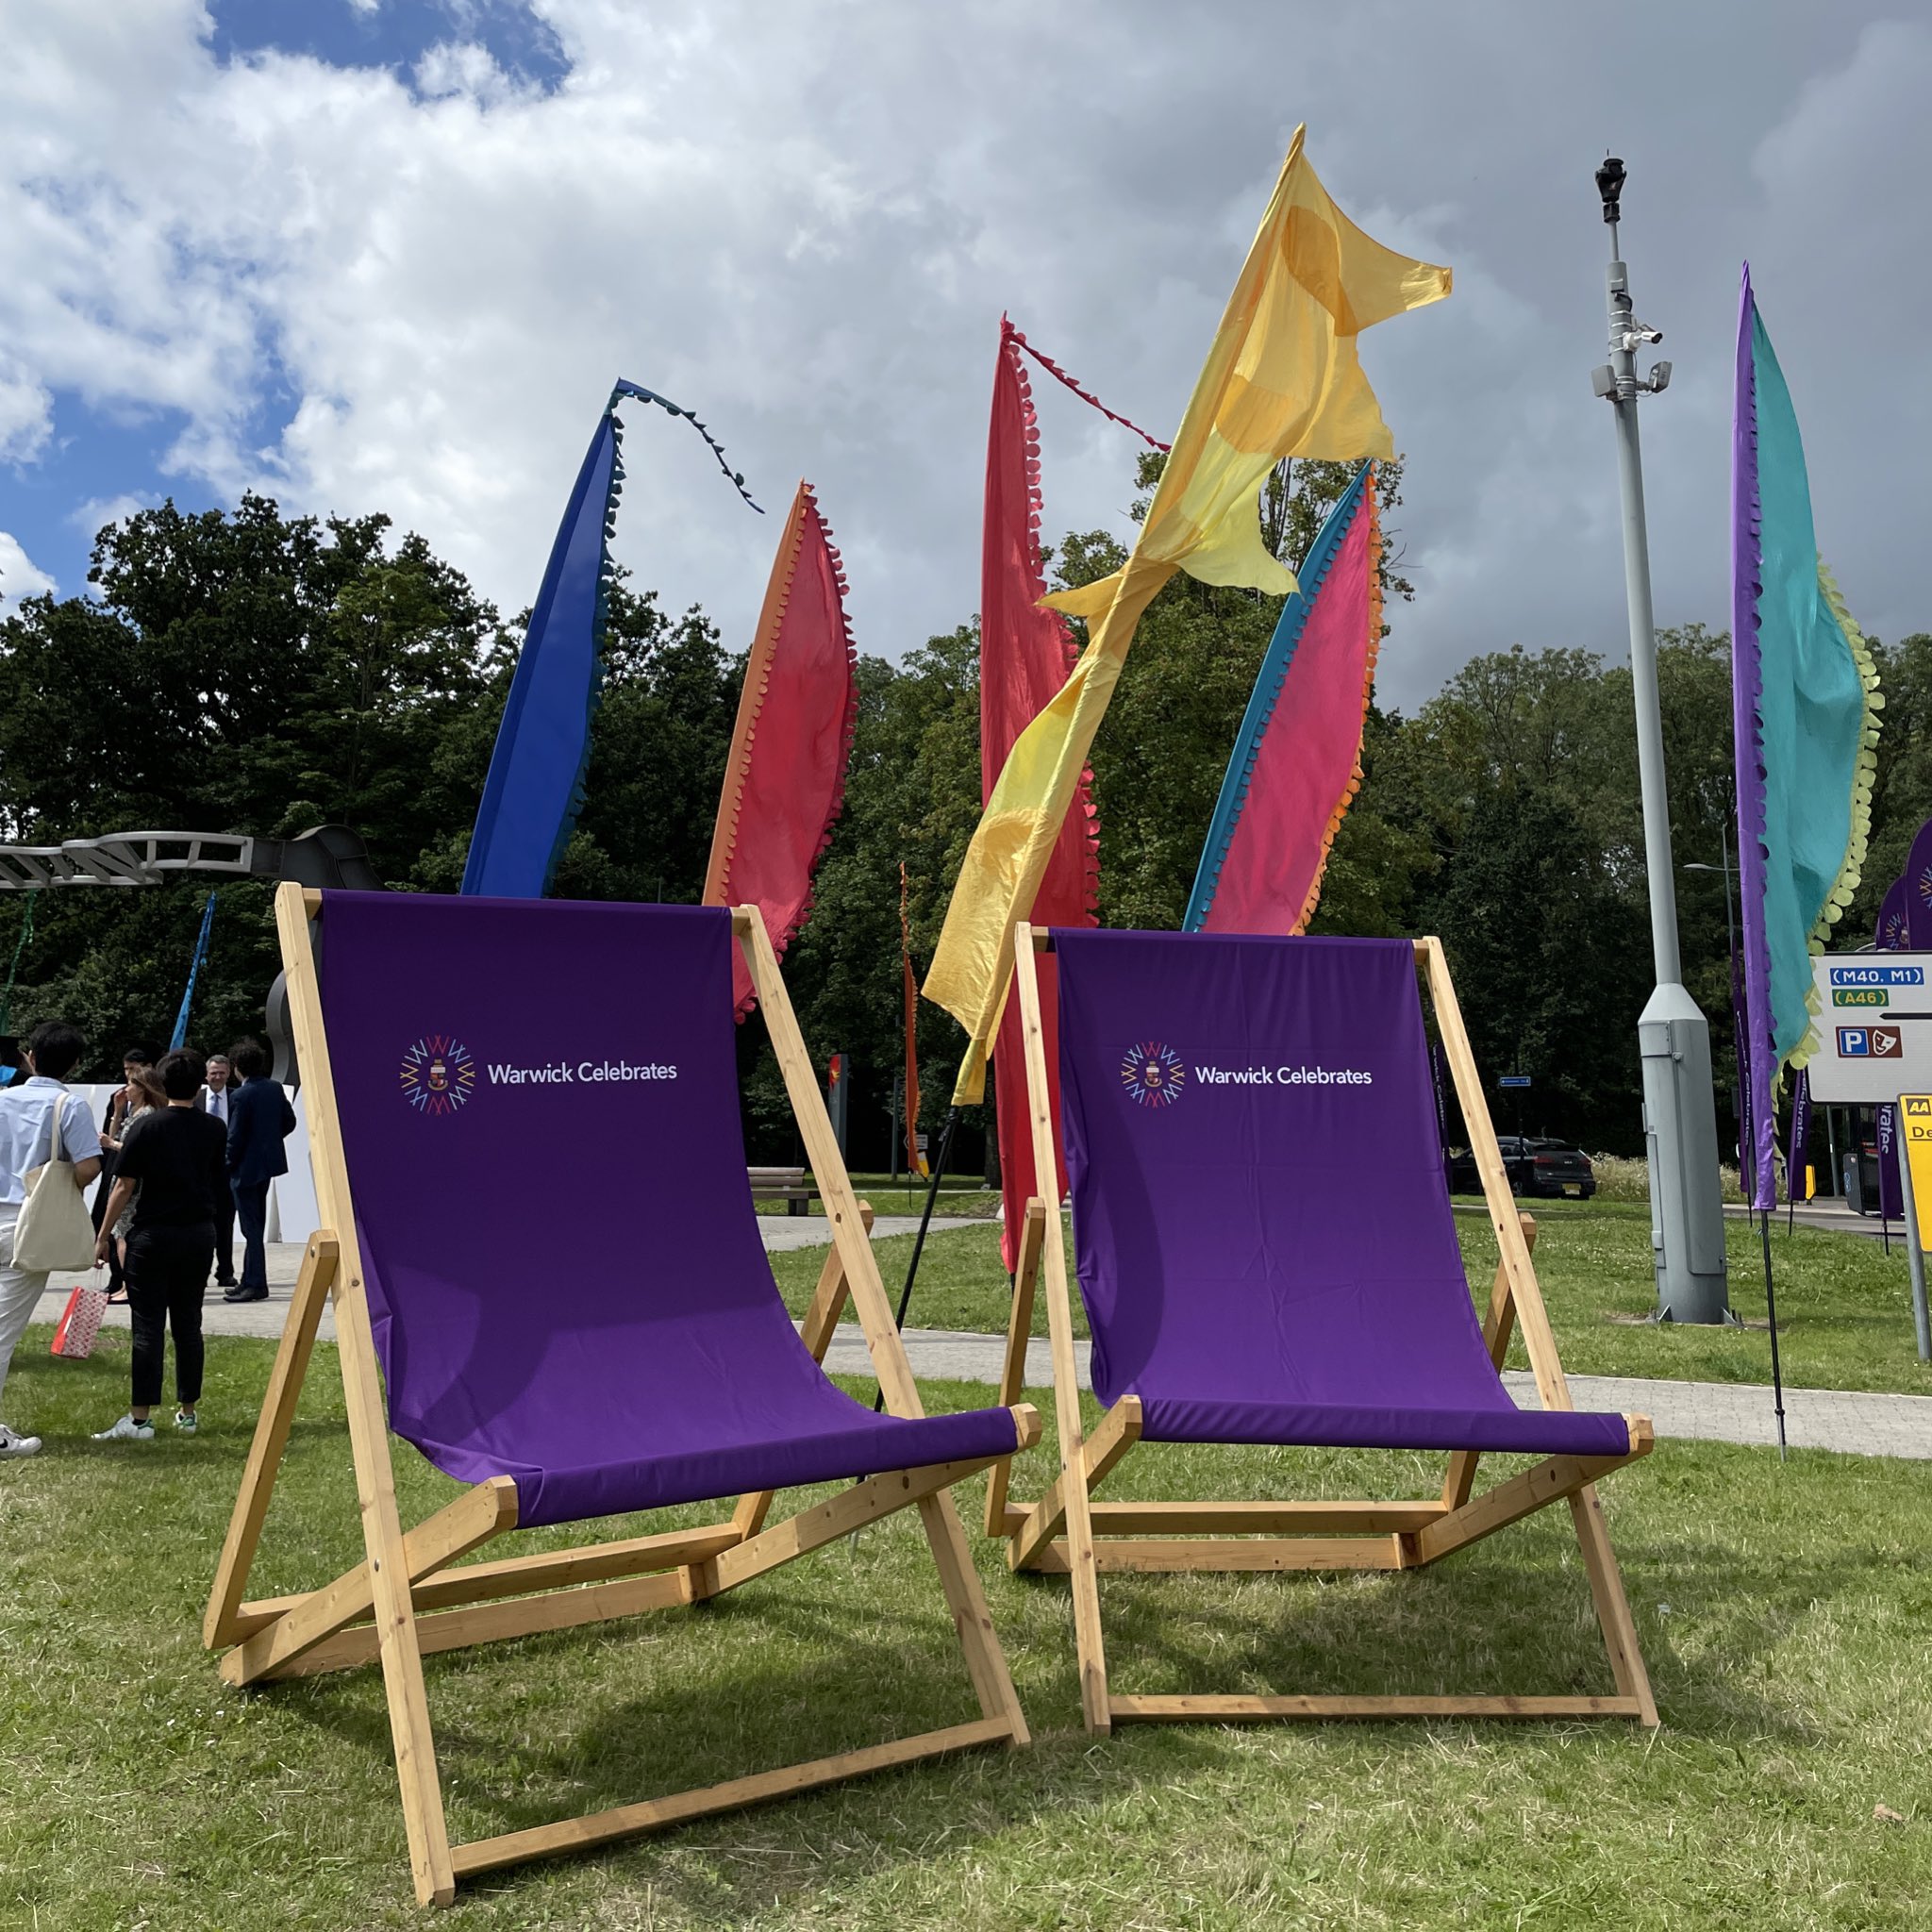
[
  {"x1": 92, "y1": 1413, "x2": 155, "y2": 1442},
  {"x1": 0, "y1": 1423, "x2": 40, "y2": 1457}
]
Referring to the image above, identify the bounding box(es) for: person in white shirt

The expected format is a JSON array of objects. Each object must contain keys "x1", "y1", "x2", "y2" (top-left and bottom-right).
[
  {"x1": 196, "y1": 1054, "x2": 239, "y2": 1288},
  {"x1": 0, "y1": 1021, "x2": 104, "y2": 1457}
]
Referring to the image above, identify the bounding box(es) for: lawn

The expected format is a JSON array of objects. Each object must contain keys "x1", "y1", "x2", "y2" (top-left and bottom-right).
[
  {"x1": 3, "y1": 1330, "x2": 1930, "y2": 1927},
  {"x1": 772, "y1": 1201, "x2": 1932, "y2": 1398}
]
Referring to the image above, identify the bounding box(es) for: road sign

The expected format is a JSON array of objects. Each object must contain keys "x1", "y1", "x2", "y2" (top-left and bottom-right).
[
  {"x1": 1498, "y1": 1074, "x2": 1531, "y2": 1090},
  {"x1": 1807, "y1": 954, "x2": 1932, "y2": 1102},
  {"x1": 1896, "y1": 1093, "x2": 1932, "y2": 1357}
]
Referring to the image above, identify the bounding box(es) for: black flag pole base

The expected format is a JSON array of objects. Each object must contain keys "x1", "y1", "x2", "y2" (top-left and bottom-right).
[
  {"x1": 874, "y1": 1106, "x2": 961, "y2": 1411},
  {"x1": 1760, "y1": 1209, "x2": 1789, "y2": 1461}
]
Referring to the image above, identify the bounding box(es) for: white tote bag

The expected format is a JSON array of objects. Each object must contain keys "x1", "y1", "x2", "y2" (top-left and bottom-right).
[{"x1": 12, "y1": 1092, "x2": 98, "y2": 1273}]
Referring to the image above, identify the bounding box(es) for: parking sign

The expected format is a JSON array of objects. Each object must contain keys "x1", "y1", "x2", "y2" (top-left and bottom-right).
[{"x1": 1809, "y1": 956, "x2": 1932, "y2": 1101}]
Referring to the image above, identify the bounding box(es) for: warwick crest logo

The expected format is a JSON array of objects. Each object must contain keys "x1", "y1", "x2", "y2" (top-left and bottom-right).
[
  {"x1": 1120, "y1": 1041, "x2": 1186, "y2": 1109},
  {"x1": 400, "y1": 1034, "x2": 476, "y2": 1117}
]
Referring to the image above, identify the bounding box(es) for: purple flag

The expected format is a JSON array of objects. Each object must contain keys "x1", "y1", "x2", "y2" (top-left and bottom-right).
[
  {"x1": 1875, "y1": 891, "x2": 1907, "y2": 1217},
  {"x1": 1908, "y1": 822, "x2": 1932, "y2": 949},
  {"x1": 1878, "y1": 1101, "x2": 1904, "y2": 1219},
  {"x1": 1787, "y1": 1068, "x2": 1811, "y2": 1206},
  {"x1": 1878, "y1": 874, "x2": 1911, "y2": 952}
]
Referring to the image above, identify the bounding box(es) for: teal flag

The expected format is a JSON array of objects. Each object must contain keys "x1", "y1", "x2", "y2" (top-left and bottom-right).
[{"x1": 1731, "y1": 264, "x2": 1881, "y2": 1207}]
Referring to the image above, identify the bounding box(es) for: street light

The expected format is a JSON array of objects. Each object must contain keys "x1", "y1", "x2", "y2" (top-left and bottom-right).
[{"x1": 1591, "y1": 154, "x2": 1732, "y2": 1324}]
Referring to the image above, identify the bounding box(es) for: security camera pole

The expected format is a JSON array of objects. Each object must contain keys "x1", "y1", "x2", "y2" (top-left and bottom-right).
[{"x1": 1591, "y1": 156, "x2": 1732, "y2": 1323}]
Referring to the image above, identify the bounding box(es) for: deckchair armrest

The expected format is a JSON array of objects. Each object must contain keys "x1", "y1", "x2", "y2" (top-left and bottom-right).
[{"x1": 1008, "y1": 1404, "x2": 1042, "y2": 1453}]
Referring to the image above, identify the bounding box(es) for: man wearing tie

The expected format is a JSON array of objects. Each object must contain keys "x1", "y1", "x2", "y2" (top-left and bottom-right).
[
  {"x1": 196, "y1": 1054, "x2": 239, "y2": 1289},
  {"x1": 224, "y1": 1041, "x2": 293, "y2": 1305}
]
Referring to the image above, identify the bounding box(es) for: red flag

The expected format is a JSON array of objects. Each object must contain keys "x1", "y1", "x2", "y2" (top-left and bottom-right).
[
  {"x1": 704, "y1": 481, "x2": 858, "y2": 1015},
  {"x1": 982, "y1": 320, "x2": 1102, "y2": 1267},
  {"x1": 900, "y1": 863, "x2": 924, "y2": 1176}
]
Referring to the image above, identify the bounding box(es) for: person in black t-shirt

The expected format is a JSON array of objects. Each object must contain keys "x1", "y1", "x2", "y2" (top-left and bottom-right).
[{"x1": 89, "y1": 1049, "x2": 229, "y2": 1442}]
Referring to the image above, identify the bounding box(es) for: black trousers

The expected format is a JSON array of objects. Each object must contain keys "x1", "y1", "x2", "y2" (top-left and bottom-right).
[
  {"x1": 126, "y1": 1224, "x2": 213, "y2": 1409},
  {"x1": 209, "y1": 1182, "x2": 237, "y2": 1285},
  {"x1": 89, "y1": 1152, "x2": 125, "y2": 1295}
]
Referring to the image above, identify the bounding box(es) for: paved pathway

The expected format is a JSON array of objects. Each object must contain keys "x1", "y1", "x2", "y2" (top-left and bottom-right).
[
  {"x1": 1723, "y1": 1198, "x2": 1905, "y2": 1241},
  {"x1": 36, "y1": 1219, "x2": 1932, "y2": 1461},
  {"x1": 815, "y1": 1330, "x2": 1932, "y2": 1461}
]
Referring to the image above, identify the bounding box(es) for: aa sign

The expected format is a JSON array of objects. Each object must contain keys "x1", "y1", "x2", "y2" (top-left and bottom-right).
[{"x1": 1900, "y1": 1094, "x2": 1932, "y2": 1255}]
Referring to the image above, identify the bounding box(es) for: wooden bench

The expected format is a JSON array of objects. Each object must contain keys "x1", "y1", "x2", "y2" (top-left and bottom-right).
[{"x1": 747, "y1": 1166, "x2": 814, "y2": 1216}]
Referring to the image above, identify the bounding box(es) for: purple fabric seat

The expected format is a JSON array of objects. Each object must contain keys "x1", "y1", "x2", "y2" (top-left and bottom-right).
[
  {"x1": 317, "y1": 892, "x2": 1020, "y2": 1528},
  {"x1": 1052, "y1": 928, "x2": 1633, "y2": 1462}
]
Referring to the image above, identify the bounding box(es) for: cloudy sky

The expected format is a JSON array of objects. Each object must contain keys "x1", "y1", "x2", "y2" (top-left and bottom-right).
[{"x1": 1, "y1": 0, "x2": 1925, "y2": 709}]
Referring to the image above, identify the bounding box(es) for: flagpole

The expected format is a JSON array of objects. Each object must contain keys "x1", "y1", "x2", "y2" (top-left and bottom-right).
[
  {"x1": 1592, "y1": 154, "x2": 1732, "y2": 1324},
  {"x1": 1758, "y1": 1210, "x2": 1788, "y2": 1460},
  {"x1": 874, "y1": 1103, "x2": 960, "y2": 1410}
]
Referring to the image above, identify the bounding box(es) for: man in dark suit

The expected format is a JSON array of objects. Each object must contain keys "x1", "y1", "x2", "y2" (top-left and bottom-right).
[
  {"x1": 224, "y1": 1038, "x2": 296, "y2": 1305},
  {"x1": 196, "y1": 1053, "x2": 239, "y2": 1288}
]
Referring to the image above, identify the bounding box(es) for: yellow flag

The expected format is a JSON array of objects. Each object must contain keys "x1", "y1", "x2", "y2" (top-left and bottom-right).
[{"x1": 924, "y1": 125, "x2": 1450, "y2": 1100}]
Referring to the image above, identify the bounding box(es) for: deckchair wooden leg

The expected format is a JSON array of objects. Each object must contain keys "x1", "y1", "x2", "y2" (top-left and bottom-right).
[
  {"x1": 732, "y1": 1202, "x2": 874, "y2": 1541},
  {"x1": 1013, "y1": 925, "x2": 1109, "y2": 1731},
  {"x1": 223, "y1": 1477, "x2": 518, "y2": 1688},
  {"x1": 1009, "y1": 1395, "x2": 1141, "y2": 1572},
  {"x1": 1442, "y1": 1214, "x2": 1536, "y2": 1512},
  {"x1": 984, "y1": 1198, "x2": 1046, "y2": 1537},
  {"x1": 1412, "y1": 1419, "x2": 1652, "y2": 1567},
  {"x1": 917, "y1": 1491, "x2": 1030, "y2": 1744},
  {"x1": 1570, "y1": 1483, "x2": 1659, "y2": 1726},
  {"x1": 203, "y1": 1233, "x2": 340, "y2": 1649},
  {"x1": 334, "y1": 1272, "x2": 457, "y2": 1907}
]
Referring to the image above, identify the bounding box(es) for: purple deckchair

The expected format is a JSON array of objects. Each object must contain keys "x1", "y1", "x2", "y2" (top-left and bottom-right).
[
  {"x1": 317, "y1": 892, "x2": 1020, "y2": 1525},
  {"x1": 205, "y1": 888, "x2": 1033, "y2": 1905},
  {"x1": 990, "y1": 923, "x2": 1657, "y2": 1732}
]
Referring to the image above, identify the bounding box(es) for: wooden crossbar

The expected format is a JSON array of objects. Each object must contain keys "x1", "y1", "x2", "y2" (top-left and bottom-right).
[
  {"x1": 1002, "y1": 920, "x2": 1663, "y2": 1735},
  {"x1": 446, "y1": 1718, "x2": 1014, "y2": 1881},
  {"x1": 204, "y1": 889, "x2": 1036, "y2": 1907},
  {"x1": 1109, "y1": 1695, "x2": 1645, "y2": 1724}
]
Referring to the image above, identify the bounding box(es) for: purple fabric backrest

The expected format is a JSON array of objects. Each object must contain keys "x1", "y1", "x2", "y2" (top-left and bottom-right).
[
  {"x1": 315, "y1": 891, "x2": 782, "y2": 1458},
  {"x1": 1052, "y1": 928, "x2": 1503, "y2": 1414}
]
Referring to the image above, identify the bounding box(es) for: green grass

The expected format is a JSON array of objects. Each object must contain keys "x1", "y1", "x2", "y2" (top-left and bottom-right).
[
  {"x1": 3, "y1": 1331, "x2": 1931, "y2": 1926},
  {"x1": 753, "y1": 1174, "x2": 1001, "y2": 1220},
  {"x1": 769, "y1": 1203, "x2": 1932, "y2": 1399}
]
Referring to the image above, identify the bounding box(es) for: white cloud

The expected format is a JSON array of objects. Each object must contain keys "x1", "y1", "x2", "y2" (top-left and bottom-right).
[
  {"x1": 68, "y1": 492, "x2": 153, "y2": 541},
  {"x1": 0, "y1": 0, "x2": 1925, "y2": 705},
  {"x1": 0, "y1": 531, "x2": 55, "y2": 615}
]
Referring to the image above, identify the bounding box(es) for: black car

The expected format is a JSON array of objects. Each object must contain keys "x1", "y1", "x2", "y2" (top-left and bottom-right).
[{"x1": 1447, "y1": 1136, "x2": 1595, "y2": 1200}]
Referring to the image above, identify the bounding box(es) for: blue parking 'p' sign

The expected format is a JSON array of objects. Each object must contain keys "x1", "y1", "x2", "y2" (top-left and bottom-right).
[{"x1": 1839, "y1": 1027, "x2": 1871, "y2": 1057}]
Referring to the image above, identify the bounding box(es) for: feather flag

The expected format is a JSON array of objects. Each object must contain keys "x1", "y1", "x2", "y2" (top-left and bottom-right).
[
  {"x1": 924, "y1": 125, "x2": 1450, "y2": 1100},
  {"x1": 1904, "y1": 816, "x2": 1932, "y2": 947},
  {"x1": 1731, "y1": 264, "x2": 1882, "y2": 1207},
  {"x1": 983, "y1": 322, "x2": 1102, "y2": 1267},
  {"x1": 466, "y1": 381, "x2": 760, "y2": 899},
  {"x1": 703, "y1": 482, "x2": 858, "y2": 1016},
  {"x1": 1185, "y1": 462, "x2": 1381, "y2": 934},
  {"x1": 169, "y1": 892, "x2": 217, "y2": 1050},
  {"x1": 1879, "y1": 873, "x2": 1912, "y2": 951}
]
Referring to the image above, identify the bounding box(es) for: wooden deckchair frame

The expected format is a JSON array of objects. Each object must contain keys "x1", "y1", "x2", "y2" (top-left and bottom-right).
[
  {"x1": 991, "y1": 924, "x2": 1657, "y2": 1734},
  {"x1": 205, "y1": 886, "x2": 1036, "y2": 1907}
]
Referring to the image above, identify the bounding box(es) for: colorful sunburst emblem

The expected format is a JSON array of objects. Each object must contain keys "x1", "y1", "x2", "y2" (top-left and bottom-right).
[
  {"x1": 1120, "y1": 1041, "x2": 1186, "y2": 1109},
  {"x1": 399, "y1": 1034, "x2": 476, "y2": 1117},
  {"x1": 1884, "y1": 907, "x2": 1911, "y2": 950}
]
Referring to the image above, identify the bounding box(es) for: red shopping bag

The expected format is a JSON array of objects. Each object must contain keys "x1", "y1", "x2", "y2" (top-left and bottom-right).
[{"x1": 50, "y1": 1285, "x2": 108, "y2": 1360}]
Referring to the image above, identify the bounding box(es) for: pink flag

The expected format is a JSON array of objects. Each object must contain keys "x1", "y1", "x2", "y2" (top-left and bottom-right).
[{"x1": 704, "y1": 482, "x2": 858, "y2": 1015}]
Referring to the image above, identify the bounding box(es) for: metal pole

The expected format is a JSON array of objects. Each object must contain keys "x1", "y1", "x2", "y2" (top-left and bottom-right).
[
  {"x1": 1591, "y1": 156, "x2": 1732, "y2": 1324},
  {"x1": 874, "y1": 1104, "x2": 960, "y2": 1409},
  {"x1": 1757, "y1": 1211, "x2": 1788, "y2": 1460},
  {"x1": 1897, "y1": 1109, "x2": 1932, "y2": 1363}
]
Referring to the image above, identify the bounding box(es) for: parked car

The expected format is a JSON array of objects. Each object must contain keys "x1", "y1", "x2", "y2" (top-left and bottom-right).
[{"x1": 1447, "y1": 1136, "x2": 1596, "y2": 1200}]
